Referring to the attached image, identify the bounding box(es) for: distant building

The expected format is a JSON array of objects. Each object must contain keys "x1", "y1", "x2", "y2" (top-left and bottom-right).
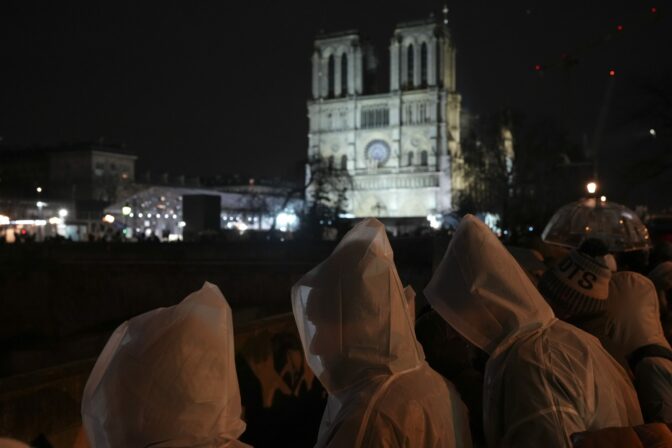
[
  {"x1": 0, "y1": 142, "x2": 137, "y2": 240},
  {"x1": 0, "y1": 142, "x2": 136, "y2": 205},
  {"x1": 307, "y1": 17, "x2": 463, "y2": 219}
]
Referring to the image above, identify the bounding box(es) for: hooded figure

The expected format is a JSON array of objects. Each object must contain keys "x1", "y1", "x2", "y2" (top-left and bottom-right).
[
  {"x1": 82, "y1": 282, "x2": 250, "y2": 448},
  {"x1": 607, "y1": 272, "x2": 672, "y2": 423},
  {"x1": 425, "y1": 215, "x2": 642, "y2": 448},
  {"x1": 292, "y1": 218, "x2": 472, "y2": 448}
]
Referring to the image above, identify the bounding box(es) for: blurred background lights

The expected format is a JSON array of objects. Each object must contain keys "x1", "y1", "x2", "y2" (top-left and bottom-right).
[
  {"x1": 426, "y1": 214, "x2": 442, "y2": 229},
  {"x1": 276, "y1": 211, "x2": 298, "y2": 232}
]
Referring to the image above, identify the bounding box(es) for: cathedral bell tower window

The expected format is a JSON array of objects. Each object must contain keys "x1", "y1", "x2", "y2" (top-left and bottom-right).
[
  {"x1": 328, "y1": 55, "x2": 336, "y2": 98},
  {"x1": 407, "y1": 44, "x2": 414, "y2": 89},
  {"x1": 341, "y1": 53, "x2": 348, "y2": 96},
  {"x1": 421, "y1": 42, "x2": 428, "y2": 86}
]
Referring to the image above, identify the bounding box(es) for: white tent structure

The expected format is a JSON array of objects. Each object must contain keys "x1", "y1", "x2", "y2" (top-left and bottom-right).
[{"x1": 105, "y1": 186, "x2": 303, "y2": 240}]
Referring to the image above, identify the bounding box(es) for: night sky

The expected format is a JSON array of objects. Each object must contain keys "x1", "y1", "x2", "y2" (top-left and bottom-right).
[{"x1": 1, "y1": 1, "x2": 670, "y2": 203}]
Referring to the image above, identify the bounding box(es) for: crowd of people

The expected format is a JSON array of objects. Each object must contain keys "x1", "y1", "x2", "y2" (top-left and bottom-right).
[{"x1": 4, "y1": 215, "x2": 671, "y2": 448}]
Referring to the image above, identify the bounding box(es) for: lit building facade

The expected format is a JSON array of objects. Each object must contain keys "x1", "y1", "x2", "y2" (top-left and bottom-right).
[{"x1": 307, "y1": 18, "x2": 463, "y2": 218}]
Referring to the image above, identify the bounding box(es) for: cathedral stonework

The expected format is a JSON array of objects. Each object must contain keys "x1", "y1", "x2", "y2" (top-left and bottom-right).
[{"x1": 307, "y1": 18, "x2": 463, "y2": 218}]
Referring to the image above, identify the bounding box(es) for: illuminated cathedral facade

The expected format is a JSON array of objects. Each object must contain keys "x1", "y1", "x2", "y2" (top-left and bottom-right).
[{"x1": 306, "y1": 17, "x2": 464, "y2": 218}]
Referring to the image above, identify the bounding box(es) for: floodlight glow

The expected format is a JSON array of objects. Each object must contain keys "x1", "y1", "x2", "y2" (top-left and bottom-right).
[
  {"x1": 58, "y1": 209, "x2": 68, "y2": 218},
  {"x1": 650, "y1": 129, "x2": 656, "y2": 137},
  {"x1": 121, "y1": 206, "x2": 132, "y2": 216},
  {"x1": 36, "y1": 187, "x2": 42, "y2": 193},
  {"x1": 48, "y1": 217, "x2": 62, "y2": 225},
  {"x1": 102, "y1": 214, "x2": 115, "y2": 224},
  {"x1": 276, "y1": 211, "x2": 298, "y2": 231},
  {"x1": 426, "y1": 214, "x2": 442, "y2": 230},
  {"x1": 0, "y1": 215, "x2": 10, "y2": 225},
  {"x1": 225, "y1": 220, "x2": 248, "y2": 234},
  {"x1": 586, "y1": 182, "x2": 597, "y2": 194},
  {"x1": 35, "y1": 220, "x2": 47, "y2": 226},
  {"x1": 600, "y1": 195, "x2": 607, "y2": 202},
  {"x1": 36, "y1": 201, "x2": 47, "y2": 208},
  {"x1": 234, "y1": 222, "x2": 248, "y2": 233},
  {"x1": 178, "y1": 221, "x2": 186, "y2": 228}
]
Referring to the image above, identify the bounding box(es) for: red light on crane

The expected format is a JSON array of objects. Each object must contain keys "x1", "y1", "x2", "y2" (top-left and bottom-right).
[
  {"x1": 616, "y1": 24, "x2": 624, "y2": 31},
  {"x1": 609, "y1": 69, "x2": 616, "y2": 77},
  {"x1": 651, "y1": 7, "x2": 657, "y2": 13},
  {"x1": 534, "y1": 64, "x2": 542, "y2": 71}
]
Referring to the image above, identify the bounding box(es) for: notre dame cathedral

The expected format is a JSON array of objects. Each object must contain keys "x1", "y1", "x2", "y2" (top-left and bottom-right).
[{"x1": 306, "y1": 15, "x2": 465, "y2": 219}]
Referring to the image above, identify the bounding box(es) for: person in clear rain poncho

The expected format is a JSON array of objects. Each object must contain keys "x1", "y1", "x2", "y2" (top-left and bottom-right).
[
  {"x1": 424, "y1": 215, "x2": 643, "y2": 448},
  {"x1": 607, "y1": 271, "x2": 672, "y2": 423},
  {"x1": 81, "y1": 282, "x2": 250, "y2": 448},
  {"x1": 292, "y1": 218, "x2": 472, "y2": 448}
]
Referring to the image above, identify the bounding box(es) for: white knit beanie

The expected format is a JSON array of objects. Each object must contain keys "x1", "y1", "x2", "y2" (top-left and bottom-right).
[{"x1": 539, "y1": 247, "x2": 612, "y2": 319}]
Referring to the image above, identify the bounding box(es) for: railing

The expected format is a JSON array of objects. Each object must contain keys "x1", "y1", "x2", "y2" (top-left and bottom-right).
[{"x1": 353, "y1": 172, "x2": 440, "y2": 190}]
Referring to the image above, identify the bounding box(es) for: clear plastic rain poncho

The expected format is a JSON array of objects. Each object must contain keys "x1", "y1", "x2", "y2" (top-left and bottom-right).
[
  {"x1": 292, "y1": 218, "x2": 472, "y2": 448},
  {"x1": 607, "y1": 272, "x2": 672, "y2": 423},
  {"x1": 425, "y1": 215, "x2": 643, "y2": 448},
  {"x1": 81, "y1": 282, "x2": 250, "y2": 448}
]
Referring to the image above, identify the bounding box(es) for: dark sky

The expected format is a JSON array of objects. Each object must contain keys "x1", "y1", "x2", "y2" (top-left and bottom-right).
[{"x1": 1, "y1": 1, "x2": 670, "y2": 201}]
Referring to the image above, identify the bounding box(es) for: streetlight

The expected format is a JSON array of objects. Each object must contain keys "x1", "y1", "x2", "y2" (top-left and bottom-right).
[
  {"x1": 650, "y1": 129, "x2": 657, "y2": 137},
  {"x1": 36, "y1": 186, "x2": 43, "y2": 193},
  {"x1": 586, "y1": 182, "x2": 597, "y2": 195}
]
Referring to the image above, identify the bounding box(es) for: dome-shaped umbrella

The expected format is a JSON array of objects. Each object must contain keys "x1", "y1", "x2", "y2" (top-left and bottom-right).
[{"x1": 542, "y1": 198, "x2": 652, "y2": 252}]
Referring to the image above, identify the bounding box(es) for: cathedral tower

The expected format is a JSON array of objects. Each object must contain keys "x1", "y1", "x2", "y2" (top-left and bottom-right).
[{"x1": 307, "y1": 17, "x2": 463, "y2": 219}]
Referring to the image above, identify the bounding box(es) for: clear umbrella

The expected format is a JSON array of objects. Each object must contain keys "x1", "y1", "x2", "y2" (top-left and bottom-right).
[{"x1": 542, "y1": 198, "x2": 652, "y2": 252}]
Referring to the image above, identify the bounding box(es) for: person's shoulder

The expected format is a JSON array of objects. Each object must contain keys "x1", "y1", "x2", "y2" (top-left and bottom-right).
[
  {"x1": 383, "y1": 363, "x2": 457, "y2": 398},
  {"x1": 502, "y1": 323, "x2": 597, "y2": 377},
  {"x1": 636, "y1": 356, "x2": 672, "y2": 378},
  {"x1": 373, "y1": 364, "x2": 463, "y2": 422}
]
